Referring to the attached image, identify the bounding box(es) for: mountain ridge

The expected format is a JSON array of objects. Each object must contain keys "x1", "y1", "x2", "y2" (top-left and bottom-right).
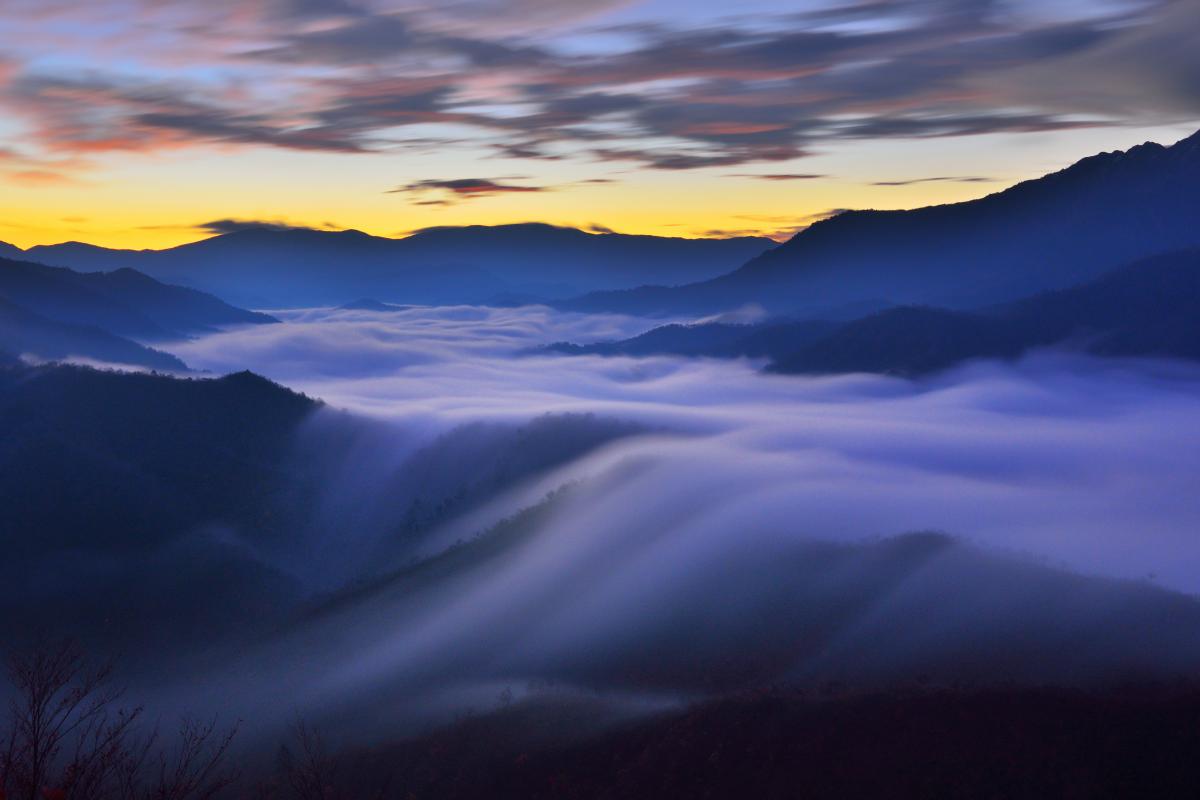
[
  {"x1": 0, "y1": 296, "x2": 187, "y2": 371},
  {"x1": 0, "y1": 255, "x2": 276, "y2": 341},
  {"x1": 565, "y1": 128, "x2": 1200, "y2": 317},
  {"x1": 549, "y1": 248, "x2": 1200, "y2": 376},
  {"x1": 16, "y1": 224, "x2": 776, "y2": 308}
]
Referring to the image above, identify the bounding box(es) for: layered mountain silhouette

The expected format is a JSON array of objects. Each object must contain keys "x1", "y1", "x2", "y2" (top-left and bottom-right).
[
  {"x1": 0, "y1": 297, "x2": 186, "y2": 371},
  {"x1": 774, "y1": 249, "x2": 1200, "y2": 376},
  {"x1": 551, "y1": 249, "x2": 1200, "y2": 376},
  {"x1": 13, "y1": 224, "x2": 773, "y2": 308},
  {"x1": 0, "y1": 255, "x2": 277, "y2": 367},
  {"x1": 567, "y1": 129, "x2": 1200, "y2": 317},
  {"x1": 0, "y1": 256, "x2": 276, "y2": 339}
]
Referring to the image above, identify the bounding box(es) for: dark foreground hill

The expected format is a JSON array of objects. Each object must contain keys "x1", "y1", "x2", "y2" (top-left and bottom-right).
[
  {"x1": 567, "y1": 128, "x2": 1200, "y2": 317},
  {"x1": 324, "y1": 685, "x2": 1200, "y2": 800},
  {"x1": 0, "y1": 364, "x2": 320, "y2": 654},
  {"x1": 0, "y1": 364, "x2": 319, "y2": 555},
  {"x1": 0, "y1": 364, "x2": 649, "y2": 660}
]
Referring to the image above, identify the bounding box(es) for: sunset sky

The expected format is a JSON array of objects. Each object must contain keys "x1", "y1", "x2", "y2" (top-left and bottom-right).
[{"x1": 1, "y1": 0, "x2": 1197, "y2": 250}]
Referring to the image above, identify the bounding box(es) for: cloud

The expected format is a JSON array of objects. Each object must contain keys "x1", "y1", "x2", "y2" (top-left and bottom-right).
[
  {"x1": 0, "y1": 141, "x2": 93, "y2": 186},
  {"x1": 0, "y1": 0, "x2": 1197, "y2": 174},
  {"x1": 194, "y1": 218, "x2": 331, "y2": 234},
  {"x1": 387, "y1": 177, "x2": 550, "y2": 204},
  {"x1": 145, "y1": 303, "x2": 1200, "y2": 734},
  {"x1": 136, "y1": 217, "x2": 345, "y2": 234},
  {"x1": 730, "y1": 208, "x2": 852, "y2": 240},
  {"x1": 870, "y1": 175, "x2": 998, "y2": 186},
  {"x1": 4, "y1": 168, "x2": 82, "y2": 186},
  {"x1": 728, "y1": 173, "x2": 827, "y2": 181},
  {"x1": 6, "y1": 73, "x2": 371, "y2": 155},
  {"x1": 165, "y1": 304, "x2": 1200, "y2": 597},
  {"x1": 247, "y1": 14, "x2": 547, "y2": 68}
]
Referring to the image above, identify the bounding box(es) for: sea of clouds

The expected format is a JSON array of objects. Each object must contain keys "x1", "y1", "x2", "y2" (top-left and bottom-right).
[
  {"x1": 169, "y1": 304, "x2": 1200, "y2": 592},
  {"x1": 157, "y1": 304, "x2": 1200, "y2": 737}
]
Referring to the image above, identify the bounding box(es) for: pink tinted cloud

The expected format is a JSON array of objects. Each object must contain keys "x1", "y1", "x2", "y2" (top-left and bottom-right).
[{"x1": 0, "y1": 0, "x2": 1189, "y2": 171}]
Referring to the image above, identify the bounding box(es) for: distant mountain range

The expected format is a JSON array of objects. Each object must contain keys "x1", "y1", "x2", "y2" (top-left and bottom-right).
[
  {"x1": 6, "y1": 224, "x2": 774, "y2": 308},
  {"x1": 6, "y1": 129, "x2": 1199, "y2": 374},
  {"x1": 566, "y1": 129, "x2": 1200, "y2": 317},
  {"x1": 9, "y1": 130, "x2": 1198, "y2": 317},
  {"x1": 0, "y1": 255, "x2": 276, "y2": 369},
  {"x1": 549, "y1": 249, "x2": 1200, "y2": 376}
]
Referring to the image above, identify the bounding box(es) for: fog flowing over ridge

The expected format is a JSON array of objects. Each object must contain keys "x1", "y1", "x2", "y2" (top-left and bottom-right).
[
  {"x1": 148, "y1": 304, "x2": 1200, "y2": 735},
  {"x1": 168, "y1": 304, "x2": 1200, "y2": 590}
]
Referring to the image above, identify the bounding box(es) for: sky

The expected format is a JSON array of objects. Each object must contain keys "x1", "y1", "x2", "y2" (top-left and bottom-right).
[{"x1": 0, "y1": 0, "x2": 1198, "y2": 249}]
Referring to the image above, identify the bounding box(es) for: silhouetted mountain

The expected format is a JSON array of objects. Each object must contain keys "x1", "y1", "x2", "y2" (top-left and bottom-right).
[
  {"x1": 551, "y1": 249, "x2": 1200, "y2": 377},
  {"x1": 0, "y1": 296, "x2": 187, "y2": 370},
  {"x1": 0, "y1": 256, "x2": 276, "y2": 340},
  {"x1": 999, "y1": 248, "x2": 1200, "y2": 360},
  {"x1": 545, "y1": 319, "x2": 837, "y2": 360},
  {"x1": 772, "y1": 307, "x2": 1025, "y2": 376},
  {"x1": 353, "y1": 683, "x2": 1200, "y2": 800},
  {"x1": 0, "y1": 240, "x2": 22, "y2": 260},
  {"x1": 771, "y1": 249, "x2": 1200, "y2": 375},
  {"x1": 75, "y1": 266, "x2": 278, "y2": 334},
  {"x1": 20, "y1": 224, "x2": 773, "y2": 308},
  {"x1": 568, "y1": 129, "x2": 1200, "y2": 316}
]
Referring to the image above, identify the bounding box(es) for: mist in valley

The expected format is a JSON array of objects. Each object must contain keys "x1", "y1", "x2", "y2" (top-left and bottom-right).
[{"x1": 97, "y1": 302, "x2": 1200, "y2": 746}]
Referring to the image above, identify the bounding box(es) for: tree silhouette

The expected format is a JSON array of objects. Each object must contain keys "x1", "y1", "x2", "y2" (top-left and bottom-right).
[{"x1": 0, "y1": 643, "x2": 238, "y2": 800}]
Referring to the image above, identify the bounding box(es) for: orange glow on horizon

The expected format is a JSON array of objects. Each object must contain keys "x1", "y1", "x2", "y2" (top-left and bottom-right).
[{"x1": 2, "y1": 125, "x2": 1192, "y2": 253}]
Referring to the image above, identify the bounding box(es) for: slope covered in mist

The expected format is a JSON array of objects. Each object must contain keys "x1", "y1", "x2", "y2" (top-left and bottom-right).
[
  {"x1": 0, "y1": 296, "x2": 186, "y2": 371},
  {"x1": 0, "y1": 361, "x2": 649, "y2": 662},
  {"x1": 2, "y1": 297, "x2": 1199, "y2": 750},
  {"x1": 0, "y1": 255, "x2": 278, "y2": 368},
  {"x1": 0, "y1": 256, "x2": 276, "y2": 339},
  {"x1": 548, "y1": 248, "x2": 1200, "y2": 376}
]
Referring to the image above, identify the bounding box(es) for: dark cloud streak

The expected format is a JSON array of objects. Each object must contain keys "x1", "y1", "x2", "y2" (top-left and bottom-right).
[
  {"x1": 870, "y1": 175, "x2": 997, "y2": 186},
  {"x1": 386, "y1": 177, "x2": 549, "y2": 204}
]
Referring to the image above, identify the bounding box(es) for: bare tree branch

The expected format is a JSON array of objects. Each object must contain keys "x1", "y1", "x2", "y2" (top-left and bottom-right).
[{"x1": 1, "y1": 644, "x2": 239, "y2": 800}]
